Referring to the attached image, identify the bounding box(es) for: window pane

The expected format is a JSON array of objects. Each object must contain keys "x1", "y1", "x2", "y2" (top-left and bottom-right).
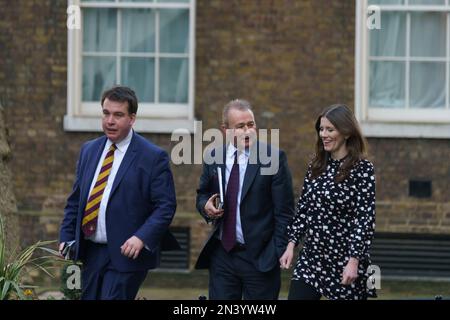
[
  {"x1": 121, "y1": 9, "x2": 155, "y2": 53},
  {"x1": 410, "y1": 12, "x2": 446, "y2": 57},
  {"x1": 83, "y1": 9, "x2": 117, "y2": 52},
  {"x1": 157, "y1": 0, "x2": 190, "y2": 2},
  {"x1": 369, "y1": 61, "x2": 405, "y2": 108},
  {"x1": 159, "y1": 58, "x2": 188, "y2": 103},
  {"x1": 410, "y1": 62, "x2": 445, "y2": 109},
  {"x1": 121, "y1": 58, "x2": 155, "y2": 102},
  {"x1": 83, "y1": 57, "x2": 116, "y2": 101},
  {"x1": 409, "y1": 0, "x2": 445, "y2": 4},
  {"x1": 160, "y1": 9, "x2": 189, "y2": 53},
  {"x1": 370, "y1": 12, "x2": 405, "y2": 57},
  {"x1": 368, "y1": 0, "x2": 405, "y2": 4}
]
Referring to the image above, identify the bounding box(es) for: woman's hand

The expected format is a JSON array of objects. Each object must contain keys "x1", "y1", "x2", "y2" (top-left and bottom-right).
[
  {"x1": 279, "y1": 242, "x2": 296, "y2": 269},
  {"x1": 341, "y1": 257, "x2": 359, "y2": 285}
]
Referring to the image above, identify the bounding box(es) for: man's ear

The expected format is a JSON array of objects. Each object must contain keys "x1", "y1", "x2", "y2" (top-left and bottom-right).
[
  {"x1": 130, "y1": 113, "x2": 137, "y2": 125},
  {"x1": 220, "y1": 124, "x2": 227, "y2": 135}
]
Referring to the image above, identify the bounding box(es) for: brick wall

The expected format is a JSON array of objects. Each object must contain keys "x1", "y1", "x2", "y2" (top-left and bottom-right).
[
  {"x1": 369, "y1": 138, "x2": 450, "y2": 233},
  {"x1": 195, "y1": 0, "x2": 358, "y2": 189},
  {"x1": 0, "y1": 0, "x2": 449, "y2": 273}
]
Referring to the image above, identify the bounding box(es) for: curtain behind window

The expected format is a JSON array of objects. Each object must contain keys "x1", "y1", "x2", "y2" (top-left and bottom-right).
[
  {"x1": 82, "y1": 7, "x2": 189, "y2": 104},
  {"x1": 369, "y1": 9, "x2": 446, "y2": 109}
]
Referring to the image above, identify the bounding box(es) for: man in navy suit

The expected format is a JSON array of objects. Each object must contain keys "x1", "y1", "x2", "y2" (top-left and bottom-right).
[
  {"x1": 195, "y1": 99, "x2": 295, "y2": 299},
  {"x1": 59, "y1": 86, "x2": 177, "y2": 300}
]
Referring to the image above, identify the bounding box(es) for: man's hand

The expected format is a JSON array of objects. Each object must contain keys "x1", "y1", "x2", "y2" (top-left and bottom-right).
[
  {"x1": 120, "y1": 236, "x2": 145, "y2": 259},
  {"x1": 279, "y1": 242, "x2": 295, "y2": 269},
  {"x1": 341, "y1": 257, "x2": 359, "y2": 285},
  {"x1": 204, "y1": 194, "x2": 224, "y2": 219},
  {"x1": 58, "y1": 242, "x2": 65, "y2": 257}
]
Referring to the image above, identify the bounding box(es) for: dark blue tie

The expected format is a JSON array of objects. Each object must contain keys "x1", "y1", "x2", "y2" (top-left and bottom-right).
[{"x1": 222, "y1": 151, "x2": 239, "y2": 252}]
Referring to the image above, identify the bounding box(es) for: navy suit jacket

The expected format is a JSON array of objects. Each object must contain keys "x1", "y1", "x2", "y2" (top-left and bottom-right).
[
  {"x1": 195, "y1": 142, "x2": 295, "y2": 272},
  {"x1": 59, "y1": 132, "x2": 178, "y2": 272}
]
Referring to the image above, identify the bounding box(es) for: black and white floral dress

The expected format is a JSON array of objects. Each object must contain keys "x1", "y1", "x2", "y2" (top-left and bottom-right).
[{"x1": 287, "y1": 157, "x2": 376, "y2": 300}]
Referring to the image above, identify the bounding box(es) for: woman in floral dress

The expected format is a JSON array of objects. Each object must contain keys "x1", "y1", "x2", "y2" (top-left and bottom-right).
[{"x1": 280, "y1": 104, "x2": 376, "y2": 300}]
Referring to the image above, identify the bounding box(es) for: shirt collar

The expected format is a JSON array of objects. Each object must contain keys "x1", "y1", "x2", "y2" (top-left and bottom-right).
[
  {"x1": 106, "y1": 129, "x2": 133, "y2": 153},
  {"x1": 226, "y1": 143, "x2": 250, "y2": 159}
]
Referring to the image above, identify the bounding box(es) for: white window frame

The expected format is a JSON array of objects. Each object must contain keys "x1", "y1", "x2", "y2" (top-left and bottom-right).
[
  {"x1": 65, "y1": 0, "x2": 196, "y2": 133},
  {"x1": 355, "y1": 0, "x2": 450, "y2": 138}
]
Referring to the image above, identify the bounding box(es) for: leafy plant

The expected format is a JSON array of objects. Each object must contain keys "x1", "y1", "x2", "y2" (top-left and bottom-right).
[{"x1": 0, "y1": 214, "x2": 62, "y2": 300}]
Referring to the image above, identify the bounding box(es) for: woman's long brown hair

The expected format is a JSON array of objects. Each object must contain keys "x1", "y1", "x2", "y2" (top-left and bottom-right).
[{"x1": 310, "y1": 104, "x2": 368, "y2": 183}]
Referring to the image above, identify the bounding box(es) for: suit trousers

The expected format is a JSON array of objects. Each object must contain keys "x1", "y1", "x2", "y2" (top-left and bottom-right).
[
  {"x1": 208, "y1": 242, "x2": 280, "y2": 300},
  {"x1": 81, "y1": 241, "x2": 147, "y2": 300}
]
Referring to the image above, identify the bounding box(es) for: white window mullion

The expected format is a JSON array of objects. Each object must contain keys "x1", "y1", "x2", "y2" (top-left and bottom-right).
[
  {"x1": 85, "y1": 52, "x2": 158, "y2": 58},
  {"x1": 188, "y1": 0, "x2": 196, "y2": 120},
  {"x1": 355, "y1": 0, "x2": 368, "y2": 122},
  {"x1": 81, "y1": 2, "x2": 190, "y2": 10},
  {"x1": 117, "y1": 9, "x2": 121, "y2": 85},
  {"x1": 447, "y1": 12, "x2": 450, "y2": 110},
  {"x1": 369, "y1": 56, "x2": 446, "y2": 62},
  {"x1": 379, "y1": 6, "x2": 449, "y2": 12},
  {"x1": 158, "y1": 53, "x2": 189, "y2": 58},
  {"x1": 363, "y1": 0, "x2": 369, "y2": 121},
  {"x1": 405, "y1": 12, "x2": 411, "y2": 110},
  {"x1": 155, "y1": 9, "x2": 160, "y2": 104}
]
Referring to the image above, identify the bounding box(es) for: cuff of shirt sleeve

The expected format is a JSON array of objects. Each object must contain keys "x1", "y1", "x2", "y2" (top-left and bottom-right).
[
  {"x1": 288, "y1": 236, "x2": 300, "y2": 247},
  {"x1": 349, "y1": 248, "x2": 364, "y2": 261}
]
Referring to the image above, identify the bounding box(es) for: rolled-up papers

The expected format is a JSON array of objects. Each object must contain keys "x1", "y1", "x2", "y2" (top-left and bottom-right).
[{"x1": 217, "y1": 167, "x2": 224, "y2": 209}]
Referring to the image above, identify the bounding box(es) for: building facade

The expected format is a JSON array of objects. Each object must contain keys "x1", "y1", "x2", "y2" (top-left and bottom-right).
[{"x1": 1, "y1": 0, "x2": 449, "y2": 275}]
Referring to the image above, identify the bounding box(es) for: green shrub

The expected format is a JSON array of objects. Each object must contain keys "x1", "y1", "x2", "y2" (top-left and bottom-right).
[{"x1": 0, "y1": 214, "x2": 61, "y2": 299}]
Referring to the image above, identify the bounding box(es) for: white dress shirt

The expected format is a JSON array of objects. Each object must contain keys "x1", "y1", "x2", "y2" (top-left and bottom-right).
[
  {"x1": 222, "y1": 143, "x2": 249, "y2": 244},
  {"x1": 86, "y1": 129, "x2": 133, "y2": 243}
]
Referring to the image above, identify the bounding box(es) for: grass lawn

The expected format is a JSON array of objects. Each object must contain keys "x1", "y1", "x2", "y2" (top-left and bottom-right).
[
  {"x1": 136, "y1": 270, "x2": 450, "y2": 300},
  {"x1": 37, "y1": 270, "x2": 450, "y2": 300},
  {"x1": 137, "y1": 282, "x2": 450, "y2": 300}
]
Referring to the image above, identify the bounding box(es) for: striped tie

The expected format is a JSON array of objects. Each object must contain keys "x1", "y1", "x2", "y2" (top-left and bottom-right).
[{"x1": 82, "y1": 144, "x2": 117, "y2": 237}]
